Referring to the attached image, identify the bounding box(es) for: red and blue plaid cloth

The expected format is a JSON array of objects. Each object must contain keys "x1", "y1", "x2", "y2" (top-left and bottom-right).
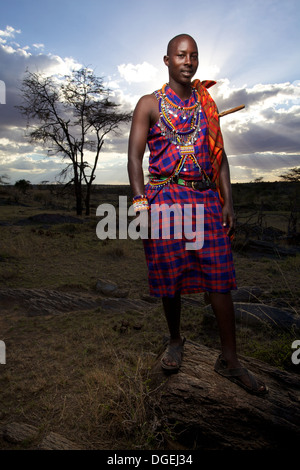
[
  {"x1": 147, "y1": 85, "x2": 211, "y2": 181},
  {"x1": 143, "y1": 84, "x2": 237, "y2": 298}
]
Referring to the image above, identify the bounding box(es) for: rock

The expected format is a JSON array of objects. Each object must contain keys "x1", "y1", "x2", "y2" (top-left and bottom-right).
[
  {"x1": 149, "y1": 341, "x2": 300, "y2": 450},
  {"x1": 96, "y1": 279, "x2": 118, "y2": 296},
  {"x1": 244, "y1": 239, "x2": 298, "y2": 257},
  {"x1": 0, "y1": 286, "x2": 155, "y2": 317},
  {"x1": 183, "y1": 287, "x2": 264, "y2": 308},
  {"x1": 112, "y1": 289, "x2": 129, "y2": 298},
  {"x1": 231, "y1": 286, "x2": 263, "y2": 303},
  {"x1": 2, "y1": 422, "x2": 81, "y2": 449},
  {"x1": 182, "y1": 296, "x2": 204, "y2": 307},
  {"x1": 140, "y1": 294, "x2": 160, "y2": 304},
  {"x1": 99, "y1": 297, "x2": 151, "y2": 312},
  {"x1": 0, "y1": 288, "x2": 99, "y2": 316},
  {"x1": 3, "y1": 422, "x2": 38, "y2": 444},
  {"x1": 38, "y1": 431, "x2": 81, "y2": 450},
  {"x1": 204, "y1": 302, "x2": 300, "y2": 331},
  {"x1": 95, "y1": 279, "x2": 129, "y2": 298}
]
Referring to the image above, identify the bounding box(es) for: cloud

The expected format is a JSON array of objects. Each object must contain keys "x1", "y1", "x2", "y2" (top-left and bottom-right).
[
  {"x1": 0, "y1": 26, "x2": 85, "y2": 183},
  {"x1": 118, "y1": 61, "x2": 159, "y2": 84},
  {"x1": 0, "y1": 30, "x2": 151, "y2": 185},
  {"x1": 0, "y1": 26, "x2": 21, "y2": 43},
  {"x1": 211, "y1": 80, "x2": 300, "y2": 164},
  {"x1": 32, "y1": 43, "x2": 44, "y2": 50},
  {"x1": 192, "y1": 79, "x2": 300, "y2": 182},
  {"x1": 0, "y1": 25, "x2": 299, "y2": 185},
  {"x1": 0, "y1": 153, "x2": 65, "y2": 184},
  {"x1": 0, "y1": 30, "x2": 134, "y2": 185}
]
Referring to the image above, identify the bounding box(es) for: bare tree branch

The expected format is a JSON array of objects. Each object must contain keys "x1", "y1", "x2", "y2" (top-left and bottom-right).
[{"x1": 17, "y1": 68, "x2": 132, "y2": 215}]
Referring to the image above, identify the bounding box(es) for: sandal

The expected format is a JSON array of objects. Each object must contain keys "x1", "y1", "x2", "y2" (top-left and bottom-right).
[
  {"x1": 161, "y1": 337, "x2": 186, "y2": 372},
  {"x1": 214, "y1": 355, "x2": 269, "y2": 396}
]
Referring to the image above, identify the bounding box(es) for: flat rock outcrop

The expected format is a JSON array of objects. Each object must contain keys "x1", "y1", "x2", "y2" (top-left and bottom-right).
[{"x1": 149, "y1": 341, "x2": 300, "y2": 450}]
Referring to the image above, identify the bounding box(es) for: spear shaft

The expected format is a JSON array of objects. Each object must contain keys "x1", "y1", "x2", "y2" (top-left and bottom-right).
[{"x1": 218, "y1": 105, "x2": 245, "y2": 117}]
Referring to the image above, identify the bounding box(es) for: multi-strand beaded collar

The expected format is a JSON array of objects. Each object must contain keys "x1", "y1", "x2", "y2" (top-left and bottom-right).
[
  {"x1": 155, "y1": 83, "x2": 202, "y2": 148},
  {"x1": 150, "y1": 83, "x2": 203, "y2": 187}
]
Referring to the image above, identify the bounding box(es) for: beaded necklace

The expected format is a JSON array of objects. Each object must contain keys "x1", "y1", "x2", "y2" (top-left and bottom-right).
[
  {"x1": 150, "y1": 84, "x2": 204, "y2": 188},
  {"x1": 157, "y1": 83, "x2": 202, "y2": 148}
]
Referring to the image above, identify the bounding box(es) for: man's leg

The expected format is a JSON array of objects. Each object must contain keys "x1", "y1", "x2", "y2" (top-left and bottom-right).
[
  {"x1": 161, "y1": 291, "x2": 184, "y2": 367},
  {"x1": 162, "y1": 290, "x2": 181, "y2": 341},
  {"x1": 209, "y1": 291, "x2": 266, "y2": 392},
  {"x1": 208, "y1": 292, "x2": 237, "y2": 362}
]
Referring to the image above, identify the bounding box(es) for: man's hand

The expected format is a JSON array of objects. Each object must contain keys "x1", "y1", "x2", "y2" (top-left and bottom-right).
[
  {"x1": 134, "y1": 209, "x2": 152, "y2": 240},
  {"x1": 222, "y1": 203, "x2": 235, "y2": 237}
]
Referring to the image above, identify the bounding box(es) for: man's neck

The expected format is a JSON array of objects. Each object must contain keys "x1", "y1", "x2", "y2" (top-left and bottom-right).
[{"x1": 168, "y1": 79, "x2": 192, "y2": 101}]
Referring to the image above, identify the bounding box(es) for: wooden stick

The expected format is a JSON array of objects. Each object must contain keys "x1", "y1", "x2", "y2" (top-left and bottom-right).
[{"x1": 218, "y1": 104, "x2": 245, "y2": 117}]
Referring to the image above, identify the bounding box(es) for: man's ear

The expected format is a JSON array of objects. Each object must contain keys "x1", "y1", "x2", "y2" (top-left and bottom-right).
[{"x1": 163, "y1": 55, "x2": 169, "y2": 67}]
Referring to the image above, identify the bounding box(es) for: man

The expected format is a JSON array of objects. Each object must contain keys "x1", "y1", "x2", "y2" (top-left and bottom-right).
[{"x1": 127, "y1": 34, "x2": 267, "y2": 395}]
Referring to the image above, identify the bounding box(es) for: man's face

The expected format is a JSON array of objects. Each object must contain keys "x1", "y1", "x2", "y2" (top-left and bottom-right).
[{"x1": 164, "y1": 37, "x2": 198, "y2": 85}]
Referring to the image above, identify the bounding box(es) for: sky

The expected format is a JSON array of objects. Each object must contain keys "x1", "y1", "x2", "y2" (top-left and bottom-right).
[{"x1": 0, "y1": 0, "x2": 299, "y2": 185}]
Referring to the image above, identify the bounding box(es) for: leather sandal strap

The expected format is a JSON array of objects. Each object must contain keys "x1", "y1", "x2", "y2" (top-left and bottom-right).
[{"x1": 219, "y1": 366, "x2": 248, "y2": 378}]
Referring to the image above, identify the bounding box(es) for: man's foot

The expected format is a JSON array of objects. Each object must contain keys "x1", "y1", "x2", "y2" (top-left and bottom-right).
[
  {"x1": 214, "y1": 354, "x2": 268, "y2": 396},
  {"x1": 161, "y1": 337, "x2": 186, "y2": 372}
]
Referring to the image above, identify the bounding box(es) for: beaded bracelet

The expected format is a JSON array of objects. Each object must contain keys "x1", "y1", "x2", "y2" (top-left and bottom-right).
[{"x1": 132, "y1": 194, "x2": 150, "y2": 213}]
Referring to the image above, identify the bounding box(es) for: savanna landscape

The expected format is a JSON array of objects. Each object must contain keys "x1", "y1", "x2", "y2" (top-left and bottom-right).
[{"x1": 0, "y1": 180, "x2": 299, "y2": 450}]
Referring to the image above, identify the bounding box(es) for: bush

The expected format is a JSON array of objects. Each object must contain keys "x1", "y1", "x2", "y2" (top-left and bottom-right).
[{"x1": 15, "y1": 179, "x2": 32, "y2": 194}]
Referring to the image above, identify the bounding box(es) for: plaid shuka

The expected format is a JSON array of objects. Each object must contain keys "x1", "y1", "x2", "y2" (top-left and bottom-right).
[{"x1": 143, "y1": 84, "x2": 237, "y2": 298}]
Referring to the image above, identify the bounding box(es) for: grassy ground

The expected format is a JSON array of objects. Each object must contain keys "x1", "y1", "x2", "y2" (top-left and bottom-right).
[{"x1": 0, "y1": 184, "x2": 299, "y2": 449}]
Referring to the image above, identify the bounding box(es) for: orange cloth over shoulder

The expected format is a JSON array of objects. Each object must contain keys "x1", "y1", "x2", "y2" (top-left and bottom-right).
[{"x1": 192, "y1": 79, "x2": 224, "y2": 205}]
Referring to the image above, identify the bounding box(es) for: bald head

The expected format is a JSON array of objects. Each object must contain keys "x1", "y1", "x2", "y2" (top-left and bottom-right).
[
  {"x1": 163, "y1": 34, "x2": 199, "y2": 86},
  {"x1": 167, "y1": 34, "x2": 198, "y2": 56}
]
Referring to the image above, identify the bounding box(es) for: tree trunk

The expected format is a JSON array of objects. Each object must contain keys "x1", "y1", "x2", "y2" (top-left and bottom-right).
[
  {"x1": 85, "y1": 183, "x2": 91, "y2": 216},
  {"x1": 74, "y1": 179, "x2": 82, "y2": 216},
  {"x1": 149, "y1": 341, "x2": 300, "y2": 450},
  {"x1": 75, "y1": 192, "x2": 82, "y2": 216}
]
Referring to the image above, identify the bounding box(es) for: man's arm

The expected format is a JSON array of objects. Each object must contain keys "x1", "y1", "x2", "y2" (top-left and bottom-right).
[
  {"x1": 219, "y1": 150, "x2": 235, "y2": 236},
  {"x1": 127, "y1": 95, "x2": 155, "y2": 197}
]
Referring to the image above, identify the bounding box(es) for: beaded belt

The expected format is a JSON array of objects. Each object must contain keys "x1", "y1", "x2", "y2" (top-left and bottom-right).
[
  {"x1": 149, "y1": 175, "x2": 216, "y2": 191},
  {"x1": 174, "y1": 176, "x2": 216, "y2": 191}
]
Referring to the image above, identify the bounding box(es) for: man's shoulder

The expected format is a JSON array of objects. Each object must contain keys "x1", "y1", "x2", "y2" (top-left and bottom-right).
[
  {"x1": 134, "y1": 92, "x2": 159, "y2": 115},
  {"x1": 138, "y1": 92, "x2": 158, "y2": 105}
]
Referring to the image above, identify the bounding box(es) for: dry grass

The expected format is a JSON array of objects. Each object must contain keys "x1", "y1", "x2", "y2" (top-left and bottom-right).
[
  {"x1": 0, "y1": 184, "x2": 299, "y2": 449},
  {"x1": 1, "y1": 306, "x2": 167, "y2": 449}
]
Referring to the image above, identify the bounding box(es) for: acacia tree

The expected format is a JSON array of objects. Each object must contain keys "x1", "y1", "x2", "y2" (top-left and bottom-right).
[
  {"x1": 279, "y1": 167, "x2": 300, "y2": 182},
  {"x1": 0, "y1": 174, "x2": 10, "y2": 185},
  {"x1": 18, "y1": 68, "x2": 132, "y2": 215},
  {"x1": 15, "y1": 179, "x2": 32, "y2": 194}
]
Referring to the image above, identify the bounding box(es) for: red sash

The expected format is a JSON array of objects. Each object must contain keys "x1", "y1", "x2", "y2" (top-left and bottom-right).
[{"x1": 192, "y1": 79, "x2": 224, "y2": 205}]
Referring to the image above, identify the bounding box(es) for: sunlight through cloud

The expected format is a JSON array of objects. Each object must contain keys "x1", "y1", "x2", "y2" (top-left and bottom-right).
[{"x1": 118, "y1": 61, "x2": 159, "y2": 84}]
